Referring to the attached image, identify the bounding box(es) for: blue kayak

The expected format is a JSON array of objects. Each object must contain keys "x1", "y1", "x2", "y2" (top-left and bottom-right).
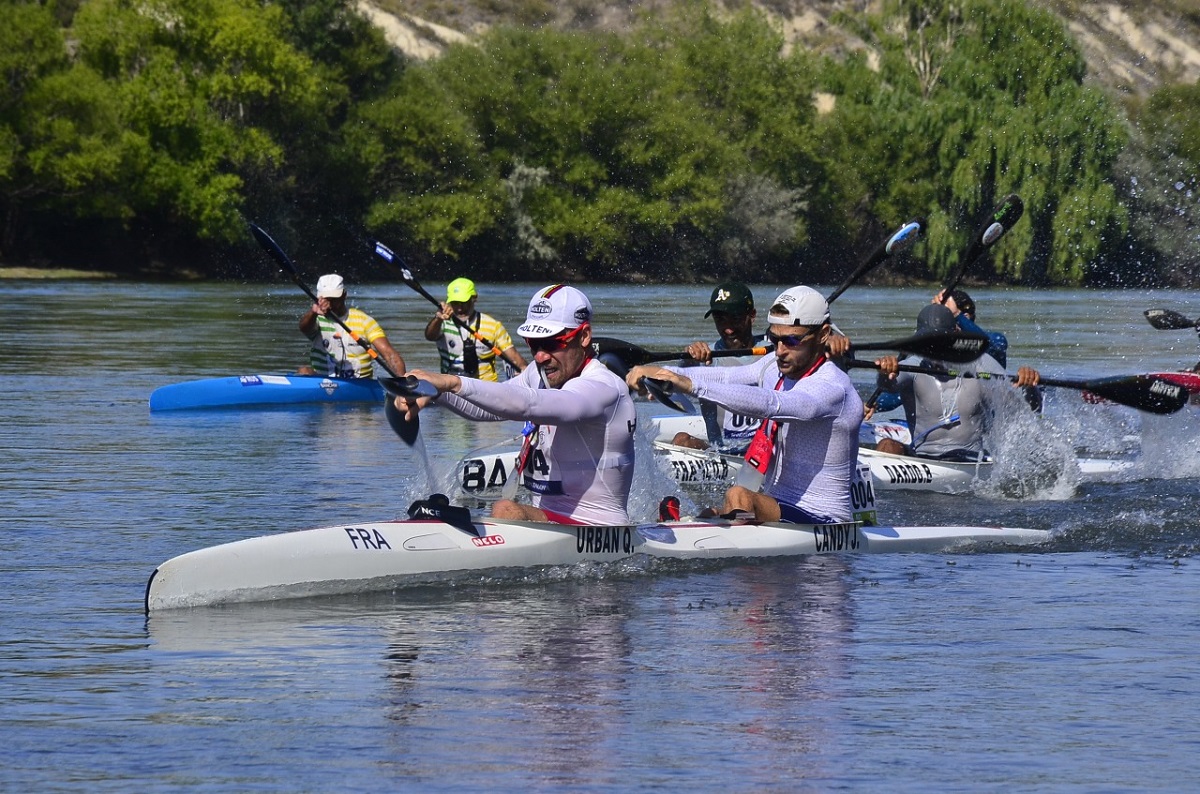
[{"x1": 149, "y1": 374, "x2": 385, "y2": 411}]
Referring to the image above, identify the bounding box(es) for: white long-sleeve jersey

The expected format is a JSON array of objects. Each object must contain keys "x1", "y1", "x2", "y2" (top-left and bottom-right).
[
  {"x1": 671, "y1": 354, "x2": 863, "y2": 522},
  {"x1": 436, "y1": 358, "x2": 637, "y2": 524}
]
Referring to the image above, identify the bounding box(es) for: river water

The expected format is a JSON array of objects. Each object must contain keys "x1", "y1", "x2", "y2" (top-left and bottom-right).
[{"x1": 4, "y1": 278, "x2": 1200, "y2": 791}]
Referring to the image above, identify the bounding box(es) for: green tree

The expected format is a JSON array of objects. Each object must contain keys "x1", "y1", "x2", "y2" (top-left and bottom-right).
[
  {"x1": 0, "y1": 1, "x2": 124, "y2": 257},
  {"x1": 354, "y1": 24, "x2": 747, "y2": 279},
  {"x1": 1115, "y1": 82, "x2": 1200, "y2": 285},
  {"x1": 71, "y1": 0, "x2": 329, "y2": 248}
]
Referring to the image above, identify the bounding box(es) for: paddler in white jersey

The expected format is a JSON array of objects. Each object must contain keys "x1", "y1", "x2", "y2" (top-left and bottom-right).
[
  {"x1": 402, "y1": 285, "x2": 637, "y2": 525},
  {"x1": 671, "y1": 280, "x2": 769, "y2": 454},
  {"x1": 626, "y1": 286, "x2": 863, "y2": 524}
]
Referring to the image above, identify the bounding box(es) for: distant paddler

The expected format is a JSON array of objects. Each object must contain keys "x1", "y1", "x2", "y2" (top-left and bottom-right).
[
  {"x1": 872, "y1": 303, "x2": 1040, "y2": 460},
  {"x1": 297, "y1": 274, "x2": 406, "y2": 379},
  {"x1": 423, "y1": 277, "x2": 527, "y2": 381},
  {"x1": 399, "y1": 285, "x2": 636, "y2": 525},
  {"x1": 626, "y1": 286, "x2": 864, "y2": 524}
]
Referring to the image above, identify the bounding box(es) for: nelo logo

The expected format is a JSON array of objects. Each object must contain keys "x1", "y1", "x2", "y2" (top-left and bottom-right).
[{"x1": 471, "y1": 535, "x2": 505, "y2": 547}]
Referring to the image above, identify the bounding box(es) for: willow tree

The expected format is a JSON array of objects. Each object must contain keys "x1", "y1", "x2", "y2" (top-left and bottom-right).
[
  {"x1": 1117, "y1": 82, "x2": 1200, "y2": 285},
  {"x1": 819, "y1": 0, "x2": 1127, "y2": 285}
]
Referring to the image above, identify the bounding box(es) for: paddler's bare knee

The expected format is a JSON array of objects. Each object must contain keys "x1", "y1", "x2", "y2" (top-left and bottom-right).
[
  {"x1": 672, "y1": 432, "x2": 708, "y2": 450},
  {"x1": 491, "y1": 499, "x2": 547, "y2": 522},
  {"x1": 876, "y1": 438, "x2": 907, "y2": 456},
  {"x1": 722, "y1": 485, "x2": 756, "y2": 512}
]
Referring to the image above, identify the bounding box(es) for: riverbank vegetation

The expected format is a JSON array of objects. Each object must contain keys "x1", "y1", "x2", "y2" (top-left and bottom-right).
[{"x1": 2, "y1": 0, "x2": 1197, "y2": 286}]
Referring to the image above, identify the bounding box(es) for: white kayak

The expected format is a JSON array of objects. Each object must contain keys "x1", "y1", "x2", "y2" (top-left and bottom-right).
[
  {"x1": 145, "y1": 517, "x2": 1050, "y2": 611},
  {"x1": 645, "y1": 415, "x2": 1135, "y2": 494},
  {"x1": 455, "y1": 445, "x2": 878, "y2": 523},
  {"x1": 457, "y1": 439, "x2": 1132, "y2": 499}
]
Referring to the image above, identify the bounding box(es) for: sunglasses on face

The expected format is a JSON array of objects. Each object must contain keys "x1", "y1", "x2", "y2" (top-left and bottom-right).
[
  {"x1": 525, "y1": 323, "x2": 588, "y2": 354},
  {"x1": 767, "y1": 328, "x2": 819, "y2": 348}
]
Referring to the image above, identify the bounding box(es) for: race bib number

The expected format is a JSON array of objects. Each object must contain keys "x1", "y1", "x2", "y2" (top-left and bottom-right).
[{"x1": 851, "y1": 461, "x2": 877, "y2": 526}]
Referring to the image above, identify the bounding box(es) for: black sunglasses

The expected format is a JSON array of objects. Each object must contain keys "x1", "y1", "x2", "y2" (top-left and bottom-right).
[{"x1": 766, "y1": 328, "x2": 819, "y2": 348}]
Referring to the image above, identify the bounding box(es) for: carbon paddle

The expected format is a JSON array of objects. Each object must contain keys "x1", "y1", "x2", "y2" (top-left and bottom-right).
[
  {"x1": 594, "y1": 219, "x2": 924, "y2": 374},
  {"x1": 379, "y1": 376, "x2": 438, "y2": 448},
  {"x1": 845, "y1": 360, "x2": 1188, "y2": 415},
  {"x1": 251, "y1": 225, "x2": 401, "y2": 379},
  {"x1": 849, "y1": 330, "x2": 990, "y2": 364},
  {"x1": 865, "y1": 195, "x2": 1023, "y2": 414},
  {"x1": 826, "y1": 218, "x2": 925, "y2": 304},
  {"x1": 595, "y1": 328, "x2": 985, "y2": 370},
  {"x1": 940, "y1": 193, "x2": 1024, "y2": 300},
  {"x1": 640, "y1": 377, "x2": 695, "y2": 413},
  {"x1": 379, "y1": 376, "x2": 438, "y2": 399},
  {"x1": 1144, "y1": 308, "x2": 1198, "y2": 331},
  {"x1": 591, "y1": 337, "x2": 768, "y2": 368},
  {"x1": 373, "y1": 241, "x2": 508, "y2": 360}
]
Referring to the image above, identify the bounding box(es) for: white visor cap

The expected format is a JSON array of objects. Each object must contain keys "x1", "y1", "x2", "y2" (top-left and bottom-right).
[
  {"x1": 315, "y1": 274, "x2": 345, "y2": 299},
  {"x1": 517, "y1": 284, "x2": 593, "y2": 339},
  {"x1": 768, "y1": 286, "x2": 829, "y2": 327}
]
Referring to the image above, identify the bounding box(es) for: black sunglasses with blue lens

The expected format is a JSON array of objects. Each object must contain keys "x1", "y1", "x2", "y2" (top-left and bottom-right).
[{"x1": 766, "y1": 328, "x2": 819, "y2": 348}]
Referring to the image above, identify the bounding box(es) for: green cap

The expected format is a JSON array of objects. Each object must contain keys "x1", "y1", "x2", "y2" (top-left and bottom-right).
[{"x1": 705, "y1": 281, "x2": 754, "y2": 317}]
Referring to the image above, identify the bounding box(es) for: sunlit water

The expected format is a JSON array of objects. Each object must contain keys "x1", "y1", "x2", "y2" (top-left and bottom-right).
[{"x1": 4, "y1": 280, "x2": 1200, "y2": 790}]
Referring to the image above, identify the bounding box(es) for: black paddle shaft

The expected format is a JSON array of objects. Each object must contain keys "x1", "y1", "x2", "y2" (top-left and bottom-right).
[
  {"x1": 372, "y1": 241, "x2": 503, "y2": 355},
  {"x1": 844, "y1": 360, "x2": 1187, "y2": 414},
  {"x1": 941, "y1": 193, "x2": 1024, "y2": 301}
]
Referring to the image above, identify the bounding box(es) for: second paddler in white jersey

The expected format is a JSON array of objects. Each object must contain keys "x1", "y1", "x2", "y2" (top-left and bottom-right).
[
  {"x1": 672, "y1": 280, "x2": 769, "y2": 454},
  {"x1": 401, "y1": 285, "x2": 637, "y2": 526},
  {"x1": 626, "y1": 285, "x2": 863, "y2": 524}
]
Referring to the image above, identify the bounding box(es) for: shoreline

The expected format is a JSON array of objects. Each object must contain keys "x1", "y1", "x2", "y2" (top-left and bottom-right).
[{"x1": 0, "y1": 267, "x2": 118, "y2": 280}]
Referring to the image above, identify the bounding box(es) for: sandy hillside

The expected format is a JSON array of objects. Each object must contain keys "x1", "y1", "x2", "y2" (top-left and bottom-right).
[{"x1": 360, "y1": 0, "x2": 1200, "y2": 98}]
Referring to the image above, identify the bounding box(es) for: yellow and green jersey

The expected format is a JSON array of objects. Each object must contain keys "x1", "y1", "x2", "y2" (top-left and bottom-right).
[
  {"x1": 307, "y1": 308, "x2": 390, "y2": 379},
  {"x1": 436, "y1": 312, "x2": 514, "y2": 382}
]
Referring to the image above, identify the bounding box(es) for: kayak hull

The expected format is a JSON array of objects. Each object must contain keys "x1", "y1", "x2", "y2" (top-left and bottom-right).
[
  {"x1": 149, "y1": 375, "x2": 384, "y2": 411},
  {"x1": 643, "y1": 415, "x2": 1134, "y2": 493},
  {"x1": 145, "y1": 517, "x2": 1050, "y2": 610}
]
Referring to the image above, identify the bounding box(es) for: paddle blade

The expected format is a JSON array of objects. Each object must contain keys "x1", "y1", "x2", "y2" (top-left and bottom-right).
[
  {"x1": 904, "y1": 330, "x2": 991, "y2": 363},
  {"x1": 249, "y1": 223, "x2": 297, "y2": 275},
  {"x1": 1144, "y1": 308, "x2": 1197, "y2": 331},
  {"x1": 640, "y1": 377, "x2": 694, "y2": 413},
  {"x1": 855, "y1": 331, "x2": 990, "y2": 364},
  {"x1": 827, "y1": 218, "x2": 925, "y2": 304},
  {"x1": 384, "y1": 395, "x2": 421, "y2": 445},
  {"x1": 944, "y1": 194, "x2": 1024, "y2": 295},
  {"x1": 1077, "y1": 375, "x2": 1188, "y2": 415},
  {"x1": 379, "y1": 376, "x2": 438, "y2": 399},
  {"x1": 373, "y1": 241, "x2": 395, "y2": 263},
  {"x1": 591, "y1": 336, "x2": 653, "y2": 368}
]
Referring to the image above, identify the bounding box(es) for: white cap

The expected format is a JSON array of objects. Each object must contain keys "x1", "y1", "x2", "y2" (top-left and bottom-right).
[
  {"x1": 315, "y1": 274, "x2": 345, "y2": 299},
  {"x1": 517, "y1": 284, "x2": 593, "y2": 338},
  {"x1": 768, "y1": 286, "x2": 829, "y2": 326}
]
